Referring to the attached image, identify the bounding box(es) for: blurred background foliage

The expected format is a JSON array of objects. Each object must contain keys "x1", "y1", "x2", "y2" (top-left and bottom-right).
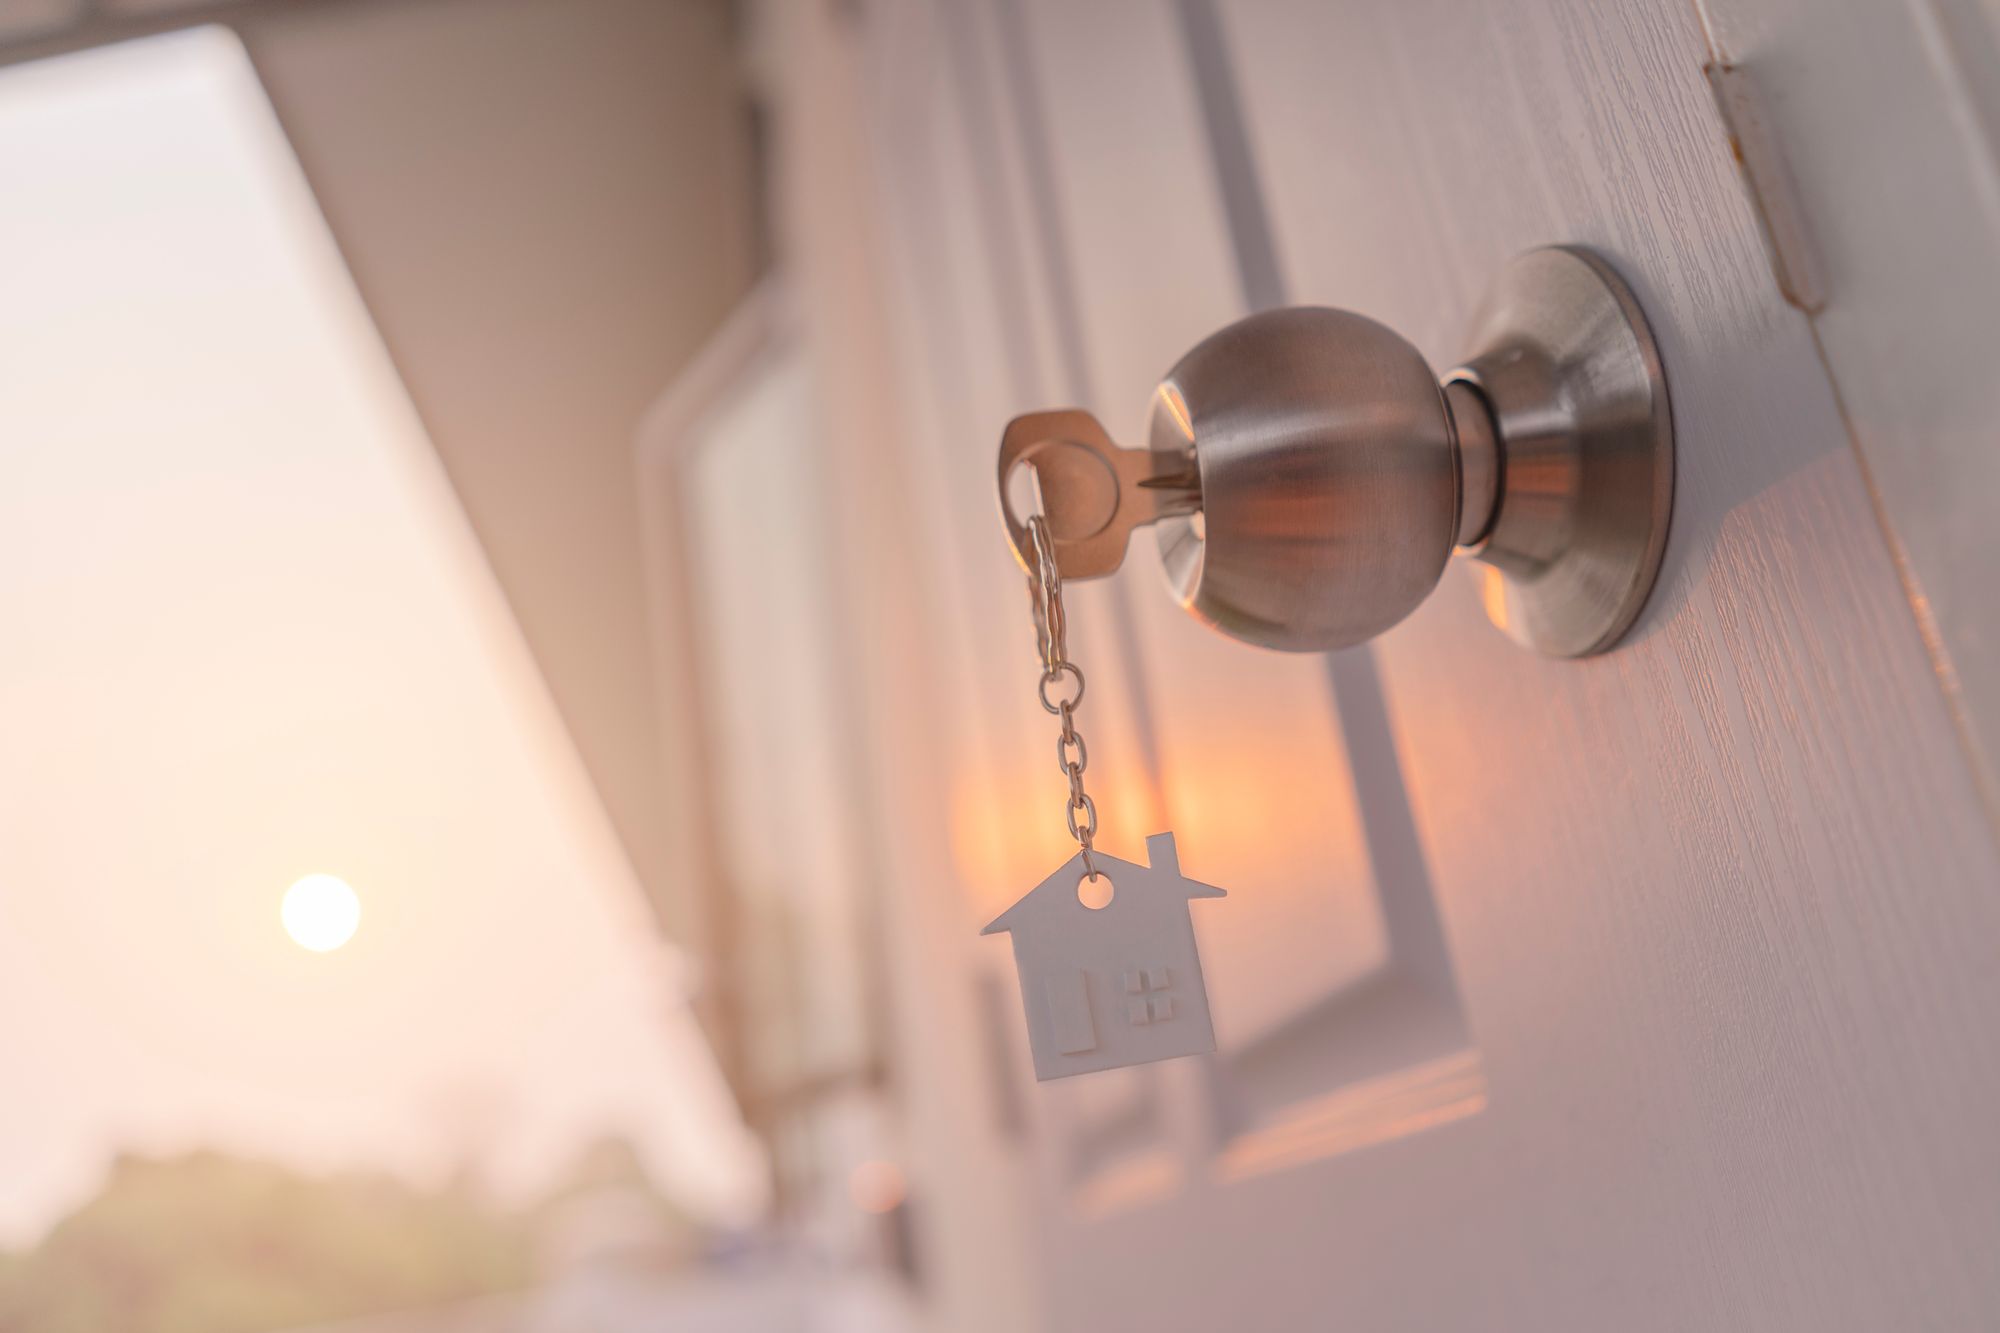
[
  {"x1": 0, "y1": 1152, "x2": 528, "y2": 1333},
  {"x1": 0, "y1": 1138, "x2": 697, "y2": 1333}
]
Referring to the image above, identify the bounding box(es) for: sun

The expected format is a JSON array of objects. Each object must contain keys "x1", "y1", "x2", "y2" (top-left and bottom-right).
[{"x1": 281, "y1": 874, "x2": 361, "y2": 952}]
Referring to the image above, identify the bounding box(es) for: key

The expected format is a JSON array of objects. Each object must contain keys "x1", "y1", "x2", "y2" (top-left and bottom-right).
[{"x1": 996, "y1": 409, "x2": 1200, "y2": 581}]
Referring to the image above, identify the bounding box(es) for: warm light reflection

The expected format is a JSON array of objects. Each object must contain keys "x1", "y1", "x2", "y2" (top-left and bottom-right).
[
  {"x1": 1480, "y1": 564, "x2": 1510, "y2": 632},
  {"x1": 1216, "y1": 1049, "x2": 1487, "y2": 1183},
  {"x1": 1155, "y1": 381, "x2": 1195, "y2": 443},
  {"x1": 281, "y1": 874, "x2": 361, "y2": 953},
  {"x1": 848, "y1": 1159, "x2": 907, "y2": 1215},
  {"x1": 1070, "y1": 1149, "x2": 1181, "y2": 1221},
  {"x1": 952, "y1": 749, "x2": 1164, "y2": 922}
]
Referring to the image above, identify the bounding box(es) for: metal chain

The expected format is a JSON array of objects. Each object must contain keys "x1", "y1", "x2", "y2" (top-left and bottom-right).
[{"x1": 1026, "y1": 515, "x2": 1099, "y2": 880}]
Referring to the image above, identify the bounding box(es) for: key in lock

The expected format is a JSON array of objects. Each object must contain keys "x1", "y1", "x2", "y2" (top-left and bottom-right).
[
  {"x1": 996, "y1": 408, "x2": 1201, "y2": 581},
  {"x1": 993, "y1": 251, "x2": 1676, "y2": 657}
]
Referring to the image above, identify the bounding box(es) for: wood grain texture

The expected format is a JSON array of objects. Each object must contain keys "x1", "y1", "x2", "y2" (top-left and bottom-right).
[
  {"x1": 1204, "y1": 0, "x2": 2000, "y2": 1327},
  {"x1": 1691, "y1": 0, "x2": 2000, "y2": 812},
  {"x1": 850, "y1": 0, "x2": 2000, "y2": 1328},
  {"x1": 839, "y1": 0, "x2": 2000, "y2": 1326}
]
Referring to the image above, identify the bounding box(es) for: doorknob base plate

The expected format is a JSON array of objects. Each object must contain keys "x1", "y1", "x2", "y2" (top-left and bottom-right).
[{"x1": 1449, "y1": 246, "x2": 1675, "y2": 657}]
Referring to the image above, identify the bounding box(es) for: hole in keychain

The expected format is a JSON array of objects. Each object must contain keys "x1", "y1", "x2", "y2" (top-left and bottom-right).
[
  {"x1": 1002, "y1": 451, "x2": 1119, "y2": 549},
  {"x1": 1077, "y1": 872, "x2": 1114, "y2": 910},
  {"x1": 1001, "y1": 459, "x2": 1041, "y2": 531}
]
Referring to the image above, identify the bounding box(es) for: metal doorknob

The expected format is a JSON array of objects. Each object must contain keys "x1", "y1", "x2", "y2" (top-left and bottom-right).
[{"x1": 997, "y1": 246, "x2": 1674, "y2": 658}]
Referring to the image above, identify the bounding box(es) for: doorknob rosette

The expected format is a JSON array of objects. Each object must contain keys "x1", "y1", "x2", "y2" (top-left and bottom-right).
[{"x1": 1448, "y1": 247, "x2": 1675, "y2": 657}]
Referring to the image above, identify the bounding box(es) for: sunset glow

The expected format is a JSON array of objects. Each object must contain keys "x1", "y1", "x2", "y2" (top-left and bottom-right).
[
  {"x1": 281, "y1": 874, "x2": 361, "y2": 952},
  {"x1": 0, "y1": 28, "x2": 766, "y2": 1246}
]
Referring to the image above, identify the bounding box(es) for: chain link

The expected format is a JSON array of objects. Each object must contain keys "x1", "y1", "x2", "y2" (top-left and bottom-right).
[{"x1": 1026, "y1": 515, "x2": 1099, "y2": 880}]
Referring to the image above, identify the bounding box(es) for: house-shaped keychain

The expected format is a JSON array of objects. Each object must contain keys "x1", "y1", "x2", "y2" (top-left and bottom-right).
[{"x1": 982, "y1": 832, "x2": 1225, "y2": 1080}]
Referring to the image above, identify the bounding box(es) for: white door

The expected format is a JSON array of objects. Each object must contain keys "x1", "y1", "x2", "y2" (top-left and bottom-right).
[{"x1": 821, "y1": 0, "x2": 2000, "y2": 1327}]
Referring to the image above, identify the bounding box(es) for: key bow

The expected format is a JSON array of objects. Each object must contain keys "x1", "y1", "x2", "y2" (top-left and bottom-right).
[{"x1": 996, "y1": 409, "x2": 1200, "y2": 581}]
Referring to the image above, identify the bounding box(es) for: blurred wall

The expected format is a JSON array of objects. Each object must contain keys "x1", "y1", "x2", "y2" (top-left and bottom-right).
[{"x1": 236, "y1": 0, "x2": 761, "y2": 939}]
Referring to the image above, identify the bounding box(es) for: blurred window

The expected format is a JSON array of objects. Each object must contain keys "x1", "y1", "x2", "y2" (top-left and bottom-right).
[{"x1": 656, "y1": 300, "x2": 887, "y2": 1205}]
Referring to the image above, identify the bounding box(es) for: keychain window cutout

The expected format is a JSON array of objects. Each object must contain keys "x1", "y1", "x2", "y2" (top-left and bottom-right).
[{"x1": 983, "y1": 833, "x2": 1224, "y2": 1080}]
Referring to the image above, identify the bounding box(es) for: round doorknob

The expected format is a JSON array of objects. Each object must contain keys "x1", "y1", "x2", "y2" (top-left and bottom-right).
[
  {"x1": 998, "y1": 245, "x2": 1674, "y2": 658},
  {"x1": 1148, "y1": 305, "x2": 1460, "y2": 651}
]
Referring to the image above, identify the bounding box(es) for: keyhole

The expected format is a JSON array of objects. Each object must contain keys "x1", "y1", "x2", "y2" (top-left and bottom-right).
[{"x1": 1077, "y1": 872, "x2": 1114, "y2": 910}]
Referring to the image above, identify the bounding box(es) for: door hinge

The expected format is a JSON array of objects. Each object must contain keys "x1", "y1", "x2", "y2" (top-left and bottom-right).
[{"x1": 1706, "y1": 62, "x2": 1827, "y2": 314}]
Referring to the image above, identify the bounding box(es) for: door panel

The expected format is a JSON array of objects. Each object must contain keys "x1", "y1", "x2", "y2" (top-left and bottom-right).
[
  {"x1": 1220, "y1": 15, "x2": 2000, "y2": 1321},
  {"x1": 1676, "y1": 0, "x2": 2000, "y2": 803},
  {"x1": 852, "y1": 0, "x2": 2000, "y2": 1327}
]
